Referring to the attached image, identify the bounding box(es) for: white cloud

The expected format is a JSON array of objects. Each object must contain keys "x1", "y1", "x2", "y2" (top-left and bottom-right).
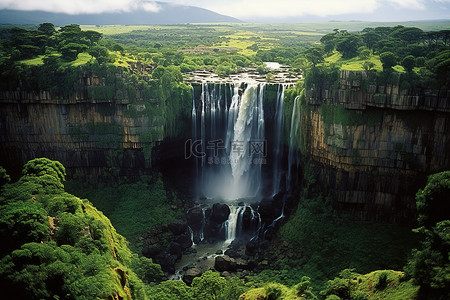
[
  {"x1": 0, "y1": 0, "x2": 447, "y2": 18},
  {"x1": 205, "y1": 0, "x2": 379, "y2": 18},
  {"x1": 385, "y1": 0, "x2": 426, "y2": 9},
  {"x1": 165, "y1": 0, "x2": 436, "y2": 18},
  {"x1": 0, "y1": 0, "x2": 161, "y2": 14}
]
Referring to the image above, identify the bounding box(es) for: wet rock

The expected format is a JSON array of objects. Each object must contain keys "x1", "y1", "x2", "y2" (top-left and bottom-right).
[
  {"x1": 169, "y1": 242, "x2": 183, "y2": 259},
  {"x1": 175, "y1": 233, "x2": 193, "y2": 249},
  {"x1": 245, "y1": 239, "x2": 260, "y2": 256},
  {"x1": 215, "y1": 255, "x2": 236, "y2": 272},
  {"x1": 224, "y1": 248, "x2": 241, "y2": 259},
  {"x1": 187, "y1": 207, "x2": 204, "y2": 230},
  {"x1": 156, "y1": 253, "x2": 177, "y2": 274},
  {"x1": 235, "y1": 258, "x2": 250, "y2": 270},
  {"x1": 258, "y1": 196, "x2": 282, "y2": 224},
  {"x1": 211, "y1": 203, "x2": 230, "y2": 224},
  {"x1": 220, "y1": 271, "x2": 233, "y2": 278},
  {"x1": 215, "y1": 250, "x2": 223, "y2": 255},
  {"x1": 142, "y1": 244, "x2": 164, "y2": 258},
  {"x1": 168, "y1": 219, "x2": 189, "y2": 235},
  {"x1": 183, "y1": 267, "x2": 202, "y2": 285}
]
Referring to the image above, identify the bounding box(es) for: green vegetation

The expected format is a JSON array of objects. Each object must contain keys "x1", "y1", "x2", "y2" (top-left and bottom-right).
[
  {"x1": 405, "y1": 171, "x2": 450, "y2": 299},
  {"x1": 0, "y1": 158, "x2": 158, "y2": 299},
  {"x1": 245, "y1": 167, "x2": 419, "y2": 292},
  {"x1": 1, "y1": 20, "x2": 449, "y2": 299},
  {"x1": 66, "y1": 175, "x2": 182, "y2": 252}
]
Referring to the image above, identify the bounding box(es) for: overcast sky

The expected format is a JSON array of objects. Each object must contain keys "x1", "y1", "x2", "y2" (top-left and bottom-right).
[{"x1": 0, "y1": 0, "x2": 449, "y2": 21}]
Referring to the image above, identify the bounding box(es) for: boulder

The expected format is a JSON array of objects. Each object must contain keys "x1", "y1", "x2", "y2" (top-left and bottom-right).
[
  {"x1": 175, "y1": 233, "x2": 193, "y2": 250},
  {"x1": 142, "y1": 244, "x2": 164, "y2": 258},
  {"x1": 214, "y1": 255, "x2": 236, "y2": 272},
  {"x1": 220, "y1": 271, "x2": 233, "y2": 278},
  {"x1": 235, "y1": 258, "x2": 249, "y2": 270},
  {"x1": 245, "y1": 239, "x2": 259, "y2": 256},
  {"x1": 224, "y1": 248, "x2": 241, "y2": 259},
  {"x1": 168, "y1": 219, "x2": 189, "y2": 235},
  {"x1": 211, "y1": 203, "x2": 230, "y2": 224},
  {"x1": 155, "y1": 253, "x2": 177, "y2": 274},
  {"x1": 258, "y1": 196, "x2": 282, "y2": 224},
  {"x1": 187, "y1": 207, "x2": 204, "y2": 230},
  {"x1": 182, "y1": 267, "x2": 202, "y2": 285},
  {"x1": 169, "y1": 242, "x2": 183, "y2": 259}
]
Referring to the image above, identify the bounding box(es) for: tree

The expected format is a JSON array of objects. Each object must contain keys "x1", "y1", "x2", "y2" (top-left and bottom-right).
[
  {"x1": 88, "y1": 45, "x2": 110, "y2": 64},
  {"x1": 22, "y1": 157, "x2": 66, "y2": 183},
  {"x1": 305, "y1": 47, "x2": 325, "y2": 67},
  {"x1": 0, "y1": 167, "x2": 10, "y2": 187},
  {"x1": 335, "y1": 34, "x2": 362, "y2": 58},
  {"x1": 405, "y1": 171, "x2": 450, "y2": 299},
  {"x1": 416, "y1": 171, "x2": 450, "y2": 227},
  {"x1": 380, "y1": 52, "x2": 397, "y2": 70},
  {"x1": 402, "y1": 55, "x2": 415, "y2": 73},
  {"x1": 60, "y1": 43, "x2": 88, "y2": 61},
  {"x1": 84, "y1": 30, "x2": 103, "y2": 46},
  {"x1": 363, "y1": 61, "x2": 375, "y2": 71},
  {"x1": 320, "y1": 33, "x2": 337, "y2": 53},
  {"x1": 358, "y1": 46, "x2": 371, "y2": 60},
  {"x1": 37, "y1": 23, "x2": 56, "y2": 36}
]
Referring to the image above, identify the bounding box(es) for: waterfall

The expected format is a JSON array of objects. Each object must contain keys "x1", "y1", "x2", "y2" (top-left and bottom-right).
[
  {"x1": 193, "y1": 82, "x2": 266, "y2": 200},
  {"x1": 225, "y1": 206, "x2": 241, "y2": 243},
  {"x1": 230, "y1": 84, "x2": 265, "y2": 198},
  {"x1": 188, "y1": 226, "x2": 195, "y2": 245},
  {"x1": 200, "y1": 208, "x2": 206, "y2": 242},
  {"x1": 191, "y1": 82, "x2": 287, "y2": 243},
  {"x1": 286, "y1": 96, "x2": 301, "y2": 191},
  {"x1": 272, "y1": 84, "x2": 285, "y2": 195}
]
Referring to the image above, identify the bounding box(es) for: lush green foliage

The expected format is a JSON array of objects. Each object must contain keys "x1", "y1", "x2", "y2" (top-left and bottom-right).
[
  {"x1": 65, "y1": 175, "x2": 182, "y2": 252},
  {"x1": 405, "y1": 171, "x2": 450, "y2": 299},
  {"x1": 0, "y1": 158, "x2": 160, "y2": 299},
  {"x1": 318, "y1": 25, "x2": 449, "y2": 87},
  {"x1": 255, "y1": 167, "x2": 420, "y2": 292},
  {"x1": 320, "y1": 269, "x2": 419, "y2": 299},
  {"x1": 148, "y1": 271, "x2": 249, "y2": 300}
]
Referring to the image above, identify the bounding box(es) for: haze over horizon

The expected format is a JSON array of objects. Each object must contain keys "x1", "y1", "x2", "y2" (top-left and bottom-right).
[{"x1": 0, "y1": 0, "x2": 449, "y2": 22}]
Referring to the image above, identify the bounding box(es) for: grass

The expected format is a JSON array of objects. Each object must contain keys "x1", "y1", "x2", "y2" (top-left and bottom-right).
[
  {"x1": 323, "y1": 51, "x2": 383, "y2": 71},
  {"x1": 20, "y1": 52, "x2": 93, "y2": 67},
  {"x1": 19, "y1": 55, "x2": 45, "y2": 66},
  {"x1": 81, "y1": 25, "x2": 162, "y2": 35},
  {"x1": 349, "y1": 270, "x2": 419, "y2": 299}
]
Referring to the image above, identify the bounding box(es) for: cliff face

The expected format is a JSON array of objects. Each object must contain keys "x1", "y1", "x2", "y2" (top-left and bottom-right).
[
  {"x1": 302, "y1": 70, "x2": 450, "y2": 221},
  {"x1": 0, "y1": 75, "x2": 166, "y2": 180}
]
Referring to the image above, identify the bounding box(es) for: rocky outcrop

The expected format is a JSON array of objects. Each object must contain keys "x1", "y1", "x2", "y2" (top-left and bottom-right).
[
  {"x1": 142, "y1": 220, "x2": 192, "y2": 273},
  {"x1": 182, "y1": 267, "x2": 202, "y2": 285},
  {"x1": 301, "y1": 70, "x2": 450, "y2": 221}
]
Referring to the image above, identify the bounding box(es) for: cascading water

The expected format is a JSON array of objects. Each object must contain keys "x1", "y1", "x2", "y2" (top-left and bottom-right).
[
  {"x1": 194, "y1": 82, "x2": 266, "y2": 200},
  {"x1": 191, "y1": 81, "x2": 287, "y2": 244},
  {"x1": 286, "y1": 95, "x2": 301, "y2": 191},
  {"x1": 225, "y1": 206, "x2": 242, "y2": 243},
  {"x1": 272, "y1": 84, "x2": 285, "y2": 195}
]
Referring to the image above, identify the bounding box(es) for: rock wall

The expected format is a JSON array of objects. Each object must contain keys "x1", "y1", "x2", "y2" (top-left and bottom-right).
[
  {"x1": 0, "y1": 76, "x2": 165, "y2": 180},
  {"x1": 302, "y1": 70, "x2": 450, "y2": 222}
]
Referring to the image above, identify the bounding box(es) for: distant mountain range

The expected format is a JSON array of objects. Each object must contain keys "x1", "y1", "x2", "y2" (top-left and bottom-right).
[{"x1": 0, "y1": 2, "x2": 242, "y2": 25}]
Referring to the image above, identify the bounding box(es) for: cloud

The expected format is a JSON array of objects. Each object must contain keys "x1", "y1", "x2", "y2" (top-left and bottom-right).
[
  {"x1": 0, "y1": 0, "x2": 447, "y2": 18},
  {"x1": 166, "y1": 0, "x2": 441, "y2": 18},
  {"x1": 0, "y1": 0, "x2": 161, "y2": 14}
]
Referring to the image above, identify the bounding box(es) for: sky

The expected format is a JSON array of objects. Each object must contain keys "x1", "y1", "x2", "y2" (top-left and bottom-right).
[{"x1": 0, "y1": 0, "x2": 449, "y2": 22}]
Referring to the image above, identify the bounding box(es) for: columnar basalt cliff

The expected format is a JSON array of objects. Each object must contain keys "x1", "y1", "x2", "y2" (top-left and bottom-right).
[
  {"x1": 301, "y1": 70, "x2": 450, "y2": 221},
  {"x1": 0, "y1": 72, "x2": 170, "y2": 179}
]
